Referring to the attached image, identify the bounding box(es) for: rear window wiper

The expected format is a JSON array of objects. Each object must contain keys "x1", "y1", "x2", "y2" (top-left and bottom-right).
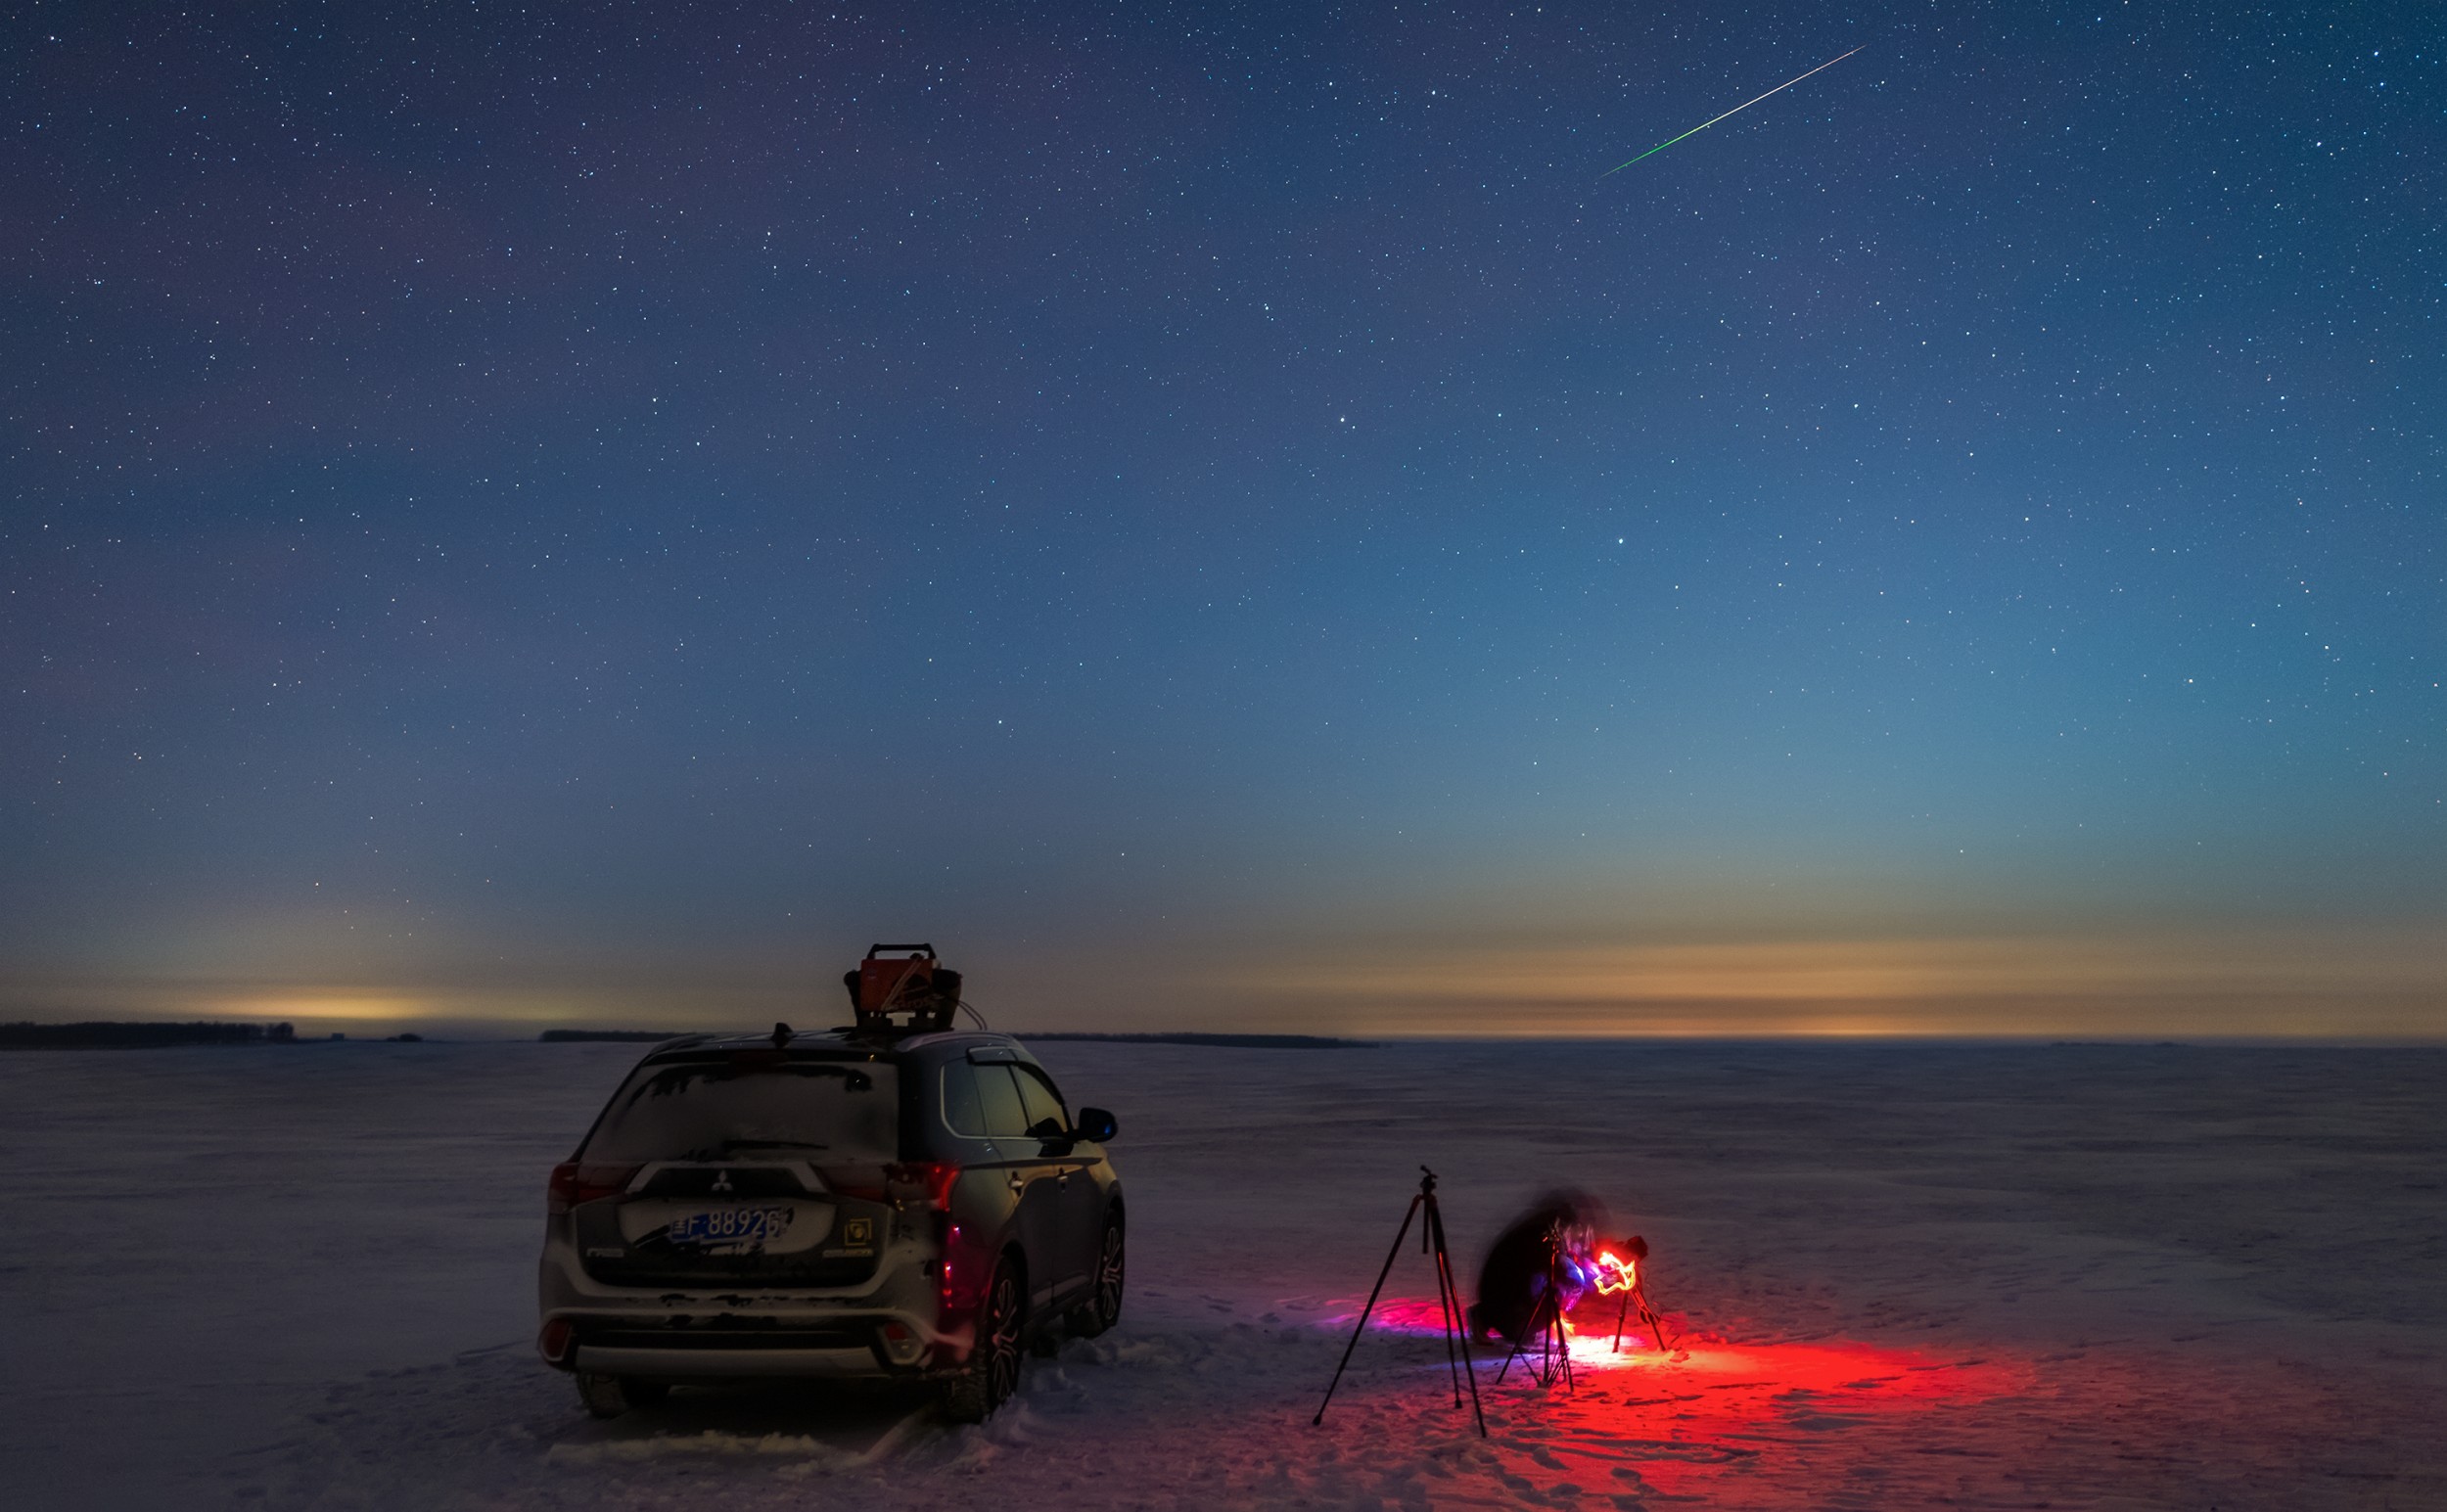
[{"x1": 670, "y1": 1138, "x2": 833, "y2": 1159}]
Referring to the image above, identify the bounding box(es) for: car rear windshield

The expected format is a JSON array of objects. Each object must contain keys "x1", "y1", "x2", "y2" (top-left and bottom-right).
[{"x1": 581, "y1": 1054, "x2": 901, "y2": 1164}]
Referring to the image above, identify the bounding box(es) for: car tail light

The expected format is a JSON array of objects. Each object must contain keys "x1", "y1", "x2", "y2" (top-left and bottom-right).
[
  {"x1": 938, "y1": 1223, "x2": 972, "y2": 1312},
  {"x1": 537, "y1": 1317, "x2": 575, "y2": 1366},
  {"x1": 887, "y1": 1161, "x2": 963, "y2": 1211},
  {"x1": 547, "y1": 1162, "x2": 639, "y2": 1214}
]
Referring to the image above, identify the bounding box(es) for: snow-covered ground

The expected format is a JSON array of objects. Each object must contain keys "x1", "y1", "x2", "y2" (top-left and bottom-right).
[{"x1": 3, "y1": 1039, "x2": 2441, "y2": 1509}]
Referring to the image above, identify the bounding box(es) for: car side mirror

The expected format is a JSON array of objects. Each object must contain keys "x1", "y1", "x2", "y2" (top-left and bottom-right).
[{"x1": 1073, "y1": 1107, "x2": 1117, "y2": 1143}]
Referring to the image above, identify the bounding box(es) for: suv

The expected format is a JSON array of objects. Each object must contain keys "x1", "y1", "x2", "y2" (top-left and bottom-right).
[{"x1": 536, "y1": 1027, "x2": 1123, "y2": 1421}]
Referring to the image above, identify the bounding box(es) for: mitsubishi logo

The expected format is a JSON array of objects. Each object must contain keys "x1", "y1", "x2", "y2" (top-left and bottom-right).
[{"x1": 711, "y1": 1169, "x2": 734, "y2": 1193}]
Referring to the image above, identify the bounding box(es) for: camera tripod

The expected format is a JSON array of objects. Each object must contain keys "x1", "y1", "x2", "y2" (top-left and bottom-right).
[
  {"x1": 1611, "y1": 1274, "x2": 1675, "y2": 1353},
  {"x1": 1494, "y1": 1218, "x2": 1577, "y2": 1392},
  {"x1": 1313, "y1": 1167, "x2": 1487, "y2": 1438}
]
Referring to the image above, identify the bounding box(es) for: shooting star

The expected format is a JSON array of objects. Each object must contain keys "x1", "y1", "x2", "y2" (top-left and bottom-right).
[{"x1": 1599, "y1": 46, "x2": 1863, "y2": 178}]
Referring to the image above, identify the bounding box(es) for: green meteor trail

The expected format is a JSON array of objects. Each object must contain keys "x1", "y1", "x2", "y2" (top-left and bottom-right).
[{"x1": 1599, "y1": 46, "x2": 1863, "y2": 177}]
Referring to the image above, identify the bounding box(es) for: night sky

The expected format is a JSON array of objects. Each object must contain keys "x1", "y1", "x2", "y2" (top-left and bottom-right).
[{"x1": 5, "y1": 2, "x2": 2440, "y2": 1036}]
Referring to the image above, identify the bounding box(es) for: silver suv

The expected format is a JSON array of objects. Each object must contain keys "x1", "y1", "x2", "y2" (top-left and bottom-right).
[{"x1": 536, "y1": 1026, "x2": 1123, "y2": 1421}]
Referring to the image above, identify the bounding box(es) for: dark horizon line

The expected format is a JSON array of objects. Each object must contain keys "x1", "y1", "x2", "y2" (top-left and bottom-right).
[{"x1": 8, "y1": 1018, "x2": 2447, "y2": 1051}]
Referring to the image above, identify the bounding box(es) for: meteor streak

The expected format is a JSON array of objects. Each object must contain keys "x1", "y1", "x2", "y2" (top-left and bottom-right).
[{"x1": 1599, "y1": 46, "x2": 1863, "y2": 177}]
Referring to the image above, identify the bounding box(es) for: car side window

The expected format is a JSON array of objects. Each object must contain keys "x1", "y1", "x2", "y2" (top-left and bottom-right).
[
  {"x1": 940, "y1": 1062, "x2": 987, "y2": 1138},
  {"x1": 1012, "y1": 1065, "x2": 1068, "y2": 1135},
  {"x1": 972, "y1": 1063, "x2": 1033, "y2": 1139}
]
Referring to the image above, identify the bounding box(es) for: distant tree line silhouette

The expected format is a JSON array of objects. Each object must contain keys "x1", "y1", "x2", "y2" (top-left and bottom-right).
[{"x1": 0, "y1": 1021, "x2": 298, "y2": 1050}]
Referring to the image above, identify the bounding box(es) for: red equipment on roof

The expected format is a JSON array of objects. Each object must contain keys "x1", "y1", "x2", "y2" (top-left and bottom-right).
[{"x1": 842, "y1": 942, "x2": 964, "y2": 1034}]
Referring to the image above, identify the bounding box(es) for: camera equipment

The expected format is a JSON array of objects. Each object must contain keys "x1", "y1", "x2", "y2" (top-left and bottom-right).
[
  {"x1": 1615, "y1": 1262, "x2": 1674, "y2": 1351},
  {"x1": 1494, "y1": 1216, "x2": 1577, "y2": 1392},
  {"x1": 1313, "y1": 1167, "x2": 1487, "y2": 1438}
]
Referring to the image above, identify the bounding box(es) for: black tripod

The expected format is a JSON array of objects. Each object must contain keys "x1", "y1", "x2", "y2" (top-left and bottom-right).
[
  {"x1": 1313, "y1": 1167, "x2": 1487, "y2": 1438},
  {"x1": 1494, "y1": 1219, "x2": 1577, "y2": 1391},
  {"x1": 1611, "y1": 1276, "x2": 1674, "y2": 1354}
]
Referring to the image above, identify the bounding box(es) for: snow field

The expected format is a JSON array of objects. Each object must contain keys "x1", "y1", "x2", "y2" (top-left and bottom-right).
[{"x1": 3, "y1": 1038, "x2": 2441, "y2": 1509}]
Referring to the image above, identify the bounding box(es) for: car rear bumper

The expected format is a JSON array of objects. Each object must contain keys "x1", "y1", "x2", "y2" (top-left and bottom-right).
[
  {"x1": 573, "y1": 1343, "x2": 888, "y2": 1378},
  {"x1": 549, "y1": 1314, "x2": 951, "y2": 1377}
]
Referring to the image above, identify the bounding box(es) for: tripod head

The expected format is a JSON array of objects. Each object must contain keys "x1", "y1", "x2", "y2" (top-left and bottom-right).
[{"x1": 1417, "y1": 1165, "x2": 1439, "y2": 1195}]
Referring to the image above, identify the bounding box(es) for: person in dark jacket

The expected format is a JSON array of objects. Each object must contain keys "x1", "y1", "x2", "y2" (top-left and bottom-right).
[{"x1": 1467, "y1": 1190, "x2": 1605, "y2": 1347}]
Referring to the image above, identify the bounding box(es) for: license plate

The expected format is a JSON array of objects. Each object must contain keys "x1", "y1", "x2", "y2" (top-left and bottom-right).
[{"x1": 666, "y1": 1206, "x2": 793, "y2": 1249}]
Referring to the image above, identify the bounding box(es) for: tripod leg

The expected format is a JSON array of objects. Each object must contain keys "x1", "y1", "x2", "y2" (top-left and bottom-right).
[
  {"x1": 1426, "y1": 1204, "x2": 1487, "y2": 1438},
  {"x1": 1422, "y1": 1197, "x2": 1462, "y2": 1405},
  {"x1": 1540, "y1": 1248, "x2": 1571, "y2": 1390},
  {"x1": 1314, "y1": 1195, "x2": 1422, "y2": 1426},
  {"x1": 1495, "y1": 1322, "x2": 1526, "y2": 1385},
  {"x1": 1640, "y1": 1291, "x2": 1673, "y2": 1352},
  {"x1": 1552, "y1": 1298, "x2": 1571, "y2": 1390},
  {"x1": 1524, "y1": 1286, "x2": 1555, "y2": 1388},
  {"x1": 1612, "y1": 1288, "x2": 1632, "y2": 1353},
  {"x1": 1527, "y1": 1292, "x2": 1547, "y2": 1390}
]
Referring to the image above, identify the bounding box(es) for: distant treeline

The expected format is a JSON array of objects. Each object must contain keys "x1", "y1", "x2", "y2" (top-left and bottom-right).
[
  {"x1": 538, "y1": 1030, "x2": 693, "y2": 1042},
  {"x1": 1016, "y1": 1031, "x2": 1376, "y2": 1050},
  {"x1": 0, "y1": 1021, "x2": 297, "y2": 1050}
]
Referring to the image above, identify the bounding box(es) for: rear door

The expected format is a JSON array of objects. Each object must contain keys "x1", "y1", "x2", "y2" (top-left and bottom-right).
[
  {"x1": 573, "y1": 1050, "x2": 899, "y2": 1288},
  {"x1": 966, "y1": 1047, "x2": 1083, "y2": 1309},
  {"x1": 1011, "y1": 1058, "x2": 1105, "y2": 1290}
]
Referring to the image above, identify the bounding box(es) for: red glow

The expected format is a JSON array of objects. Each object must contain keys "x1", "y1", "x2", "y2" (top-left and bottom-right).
[
  {"x1": 1592, "y1": 1249, "x2": 1639, "y2": 1295},
  {"x1": 1327, "y1": 1295, "x2": 2021, "y2": 1396},
  {"x1": 1316, "y1": 1293, "x2": 2028, "y2": 1499}
]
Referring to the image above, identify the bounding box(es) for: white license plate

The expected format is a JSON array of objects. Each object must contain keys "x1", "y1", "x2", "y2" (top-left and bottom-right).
[{"x1": 666, "y1": 1206, "x2": 793, "y2": 1248}]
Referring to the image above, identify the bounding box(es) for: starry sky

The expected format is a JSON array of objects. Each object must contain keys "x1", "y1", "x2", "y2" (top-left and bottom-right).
[{"x1": 5, "y1": 2, "x2": 2441, "y2": 1037}]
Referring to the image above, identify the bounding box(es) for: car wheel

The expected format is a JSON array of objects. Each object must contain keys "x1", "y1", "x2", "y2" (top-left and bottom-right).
[
  {"x1": 939, "y1": 1255, "x2": 1024, "y2": 1423},
  {"x1": 1068, "y1": 1214, "x2": 1125, "y2": 1338}
]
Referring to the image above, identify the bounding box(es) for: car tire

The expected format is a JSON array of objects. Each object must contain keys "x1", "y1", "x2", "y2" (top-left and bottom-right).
[
  {"x1": 1067, "y1": 1213, "x2": 1125, "y2": 1339},
  {"x1": 939, "y1": 1254, "x2": 1024, "y2": 1424}
]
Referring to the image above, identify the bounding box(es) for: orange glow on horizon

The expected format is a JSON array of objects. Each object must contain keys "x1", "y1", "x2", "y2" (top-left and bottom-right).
[
  {"x1": 1229, "y1": 925, "x2": 2447, "y2": 1037},
  {"x1": 8, "y1": 915, "x2": 2444, "y2": 1039}
]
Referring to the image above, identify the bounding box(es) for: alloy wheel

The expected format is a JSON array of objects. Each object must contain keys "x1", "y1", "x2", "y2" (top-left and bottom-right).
[
  {"x1": 985, "y1": 1265, "x2": 1023, "y2": 1407},
  {"x1": 1094, "y1": 1223, "x2": 1126, "y2": 1328}
]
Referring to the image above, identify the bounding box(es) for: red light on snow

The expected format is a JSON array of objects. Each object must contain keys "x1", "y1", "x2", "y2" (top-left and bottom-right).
[{"x1": 1318, "y1": 1296, "x2": 2020, "y2": 1399}]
